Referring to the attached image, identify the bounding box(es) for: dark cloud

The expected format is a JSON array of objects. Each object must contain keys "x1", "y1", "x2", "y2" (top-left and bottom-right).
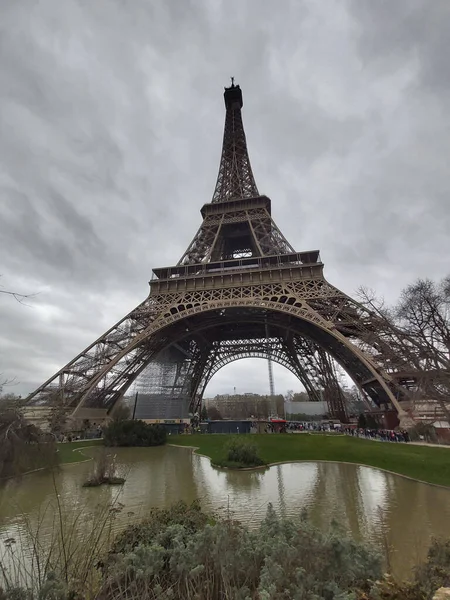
[
  {"x1": 0, "y1": 0, "x2": 448, "y2": 397},
  {"x1": 349, "y1": 0, "x2": 450, "y2": 92}
]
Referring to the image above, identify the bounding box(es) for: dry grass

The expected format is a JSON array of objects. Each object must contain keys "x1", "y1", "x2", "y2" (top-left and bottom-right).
[
  {"x1": 0, "y1": 472, "x2": 125, "y2": 599},
  {"x1": 83, "y1": 450, "x2": 125, "y2": 487}
]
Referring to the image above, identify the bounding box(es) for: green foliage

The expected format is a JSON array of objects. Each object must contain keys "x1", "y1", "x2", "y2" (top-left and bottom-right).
[
  {"x1": 56, "y1": 440, "x2": 103, "y2": 465},
  {"x1": 215, "y1": 436, "x2": 266, "y2": 468},
  {"x1": 3, "y1": 496, "x2": 450, "y2": 599},
  {"x1": 103, "y1": 420, "x2": 166, "y2": 447},
  {"x1": 109, "y1": 500, "x2": 209, "y2": 557},
  {"x1": 98, "y1": 503, "x2": 382, "y2": 599}
]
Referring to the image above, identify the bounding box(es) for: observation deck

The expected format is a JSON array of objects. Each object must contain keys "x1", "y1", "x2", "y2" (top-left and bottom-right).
[{"x1": 150, "y1": 250, "x2": 323, "y2": 294}]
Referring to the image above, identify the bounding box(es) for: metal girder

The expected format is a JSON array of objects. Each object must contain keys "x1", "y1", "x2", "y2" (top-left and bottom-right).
[
  {"x1": 211, "y1": 82, "x2": 259, "y2": 203},
  {"x1": 24, "y1": 83, "x2": 419, "y2": 427},
  {"x1": 25, "y1": 274, "x2": 414, "y2": 419},
  {"x1": 178, "y1": 205, "x2": 295, "y2": 265},
  {"x1": 139, "y1": 333, "x2": 349, "y2": 419}
]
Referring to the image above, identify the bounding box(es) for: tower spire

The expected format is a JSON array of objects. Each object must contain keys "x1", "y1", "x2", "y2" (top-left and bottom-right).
[
  {"x1": 24, "y1": 82, "x2": 413, "y2": 430},
  {"x1": 211, "y1": 82, "x2": 259, "y2": 203}
]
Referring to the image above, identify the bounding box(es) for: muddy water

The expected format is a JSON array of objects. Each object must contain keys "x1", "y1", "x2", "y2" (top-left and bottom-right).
[{"x1": 1, "y1": 444, "x2": 450, "y2": 578}]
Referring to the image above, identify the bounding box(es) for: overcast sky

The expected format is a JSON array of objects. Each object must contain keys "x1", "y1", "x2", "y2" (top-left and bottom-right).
[{"x1": 1, "y1": 0, "x2": 449, "y2": 399}]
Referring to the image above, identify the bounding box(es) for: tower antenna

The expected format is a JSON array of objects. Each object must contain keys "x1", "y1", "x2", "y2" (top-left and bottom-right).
[{"x1": 24, "y1": 83, "x2": 412, "y2": 430}]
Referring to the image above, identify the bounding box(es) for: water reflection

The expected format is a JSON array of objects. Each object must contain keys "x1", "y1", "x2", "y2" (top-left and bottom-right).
[{"x1": 0, "y1": 445, "x2": 449, "y2": 579}]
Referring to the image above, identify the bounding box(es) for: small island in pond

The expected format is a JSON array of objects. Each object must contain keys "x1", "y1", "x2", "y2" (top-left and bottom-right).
[{"x1": 82, "y1": 449, "x2": 125, "y2": 488}]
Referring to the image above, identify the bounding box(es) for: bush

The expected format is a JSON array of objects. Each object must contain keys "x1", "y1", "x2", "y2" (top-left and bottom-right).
[
  {"x1": 103, "y1": 420, "x2": 166, "y2": 447},
  {"x1": 108, "y1": 500, "x2": 210, "y2": 557},
  {"x1": 97, "y1": 503, "x2": 382, "y2": 599},
  {"x1": 3, "y1": 497, "x2": 450, "y2": 599},
  {"x1": 363, "y1": 538, "x2": 450, "y2": 600},
  {"x1": 413, "y1": 538, "x2": 450, "y2": 596},
  {"x1": 215, "y1": 436, "x2": 266, "y2": 468}
]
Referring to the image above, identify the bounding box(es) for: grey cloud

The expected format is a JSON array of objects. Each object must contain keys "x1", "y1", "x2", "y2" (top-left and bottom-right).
[
  {"x1": 1, "y1": 187, "x2": 106, "y2": 277},
  {"x1": 349, "y1": 0, "x2": 450, "y2": 94},
  {"x1": 0, "y1": 0, "x2": 448, "y2": 398}
]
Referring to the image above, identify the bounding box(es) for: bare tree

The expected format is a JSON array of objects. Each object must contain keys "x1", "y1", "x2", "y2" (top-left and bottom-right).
[
  {"x1": 275, "y1": 394, "x2": 285, "y2": 418},
  {"x1": 292, "y1": 391, "x2": 309, "y2": 402},
  {"x1": 0, "y1": 277, "x2": 36, "y2": 394},
  {"x1": 207, "y1": 406, "x2": 223, "y2": 420},
  {"x1": 285, "y1": 390, "x2": 294, "y2": 403},
  {"x1": 0, "y1": 377, "x2": 16, "y2": 394},
  {"x1": 0, "y1": 394, "x2": 56, "y2": 477},
  {"x1": 358, "y1": 277, "x2": 450, "y2": 420},
  {"x1": 343, "y1": 385, "x2": 368, "y2": 416},
  {"x1": 111, "y1": 401, "x2": 131, "y2": 423},
  {"x1": 257, "y1": 397, "x2": 271, "y2": 419},
  {"x1": 395, "y1": 277, "x2": 450, "y2": 419},
  {"x1": 396, "y1": 277, "x2": 450, "y2": 365}
]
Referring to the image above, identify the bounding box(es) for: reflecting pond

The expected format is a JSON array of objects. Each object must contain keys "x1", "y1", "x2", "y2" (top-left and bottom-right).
[{"x1": 1, "y1": 444, "x2": 450, "y2": 578}]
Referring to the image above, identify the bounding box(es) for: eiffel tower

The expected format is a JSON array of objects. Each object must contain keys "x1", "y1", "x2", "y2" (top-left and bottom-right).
[{"x1": 26, "y1": 81, "x2": 414, "y2": 427}]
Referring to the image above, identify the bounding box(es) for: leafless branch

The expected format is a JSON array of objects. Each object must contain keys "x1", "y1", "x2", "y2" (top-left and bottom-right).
[
  {"x1": 0, "y1": 289, "x2": 38, "y2": 305},
  {"x1": 0, "y1": 276, "x2": 38, "y2": 306}
]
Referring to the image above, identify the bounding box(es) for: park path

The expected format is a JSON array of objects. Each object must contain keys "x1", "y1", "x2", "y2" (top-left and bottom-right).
[{"x1": 408, "y1": 441, "x2": 450, "y2": 448}]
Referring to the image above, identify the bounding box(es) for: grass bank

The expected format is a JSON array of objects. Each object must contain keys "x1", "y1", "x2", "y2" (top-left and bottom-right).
[
  {"x1": 57, "y1": 439, "x2": 103, "y2": 464},
  {"x1": 172, "y1": 434, "x2": 450, "y2": 487}
]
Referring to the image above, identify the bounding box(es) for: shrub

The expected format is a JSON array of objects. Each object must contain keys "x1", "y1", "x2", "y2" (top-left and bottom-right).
[
  {"x1": 364, "y1": 539, "x2": 450, "y2": 600},
  {"x1": 98, "y1": 503, "x2": 382, "y2": 599},
  {"x1": 414, "y1": 538, "x2": 450, "y2": 596},
  {"x1": 3, "y1": 498, "x2": 450, "y2": 600},
  {"x1": 108, "y1": 500, "x2": 210, "y2": 557},
  {"x1": 103, "y1": 420, "x2": 166, "y2": 447},
  {"x1": 215, "y1": 436, "x2": 266, "y2": 468}
]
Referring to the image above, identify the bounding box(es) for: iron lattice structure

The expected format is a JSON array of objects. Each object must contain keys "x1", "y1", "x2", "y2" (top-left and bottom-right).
[{"x1": 26, "y1": 82, "x2": 418, "y2": 425}]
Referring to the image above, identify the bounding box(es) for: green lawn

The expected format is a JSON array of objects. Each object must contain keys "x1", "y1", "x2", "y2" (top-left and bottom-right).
[
  {"x1": 171, "y1": 434, "x2": 450, "y2": 487},
  {"x1": 57, "y1": 439, "x2": 103, "y2": 464}
]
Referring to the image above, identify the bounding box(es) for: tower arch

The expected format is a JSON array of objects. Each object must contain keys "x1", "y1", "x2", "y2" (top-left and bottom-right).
[
  {"x1": 61, "y1": 301, "x2": 404, "y2": 418},
  {"x1": 25, "y1": 82, "x2": 417, "y2": 428}
]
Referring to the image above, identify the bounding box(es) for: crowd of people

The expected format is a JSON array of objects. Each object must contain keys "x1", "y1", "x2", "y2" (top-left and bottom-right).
[
  {"x1": 286, "y1": 421, "x2": 412, "y2": 443},
  {"x1": 57, "y1": 423, "x2": 103, "y2": 442},
  {"x1": 343, "y1": 427, "x2": 410, "y2": 443},
  {"x1": 287, "y1": 422, "x2": 334, "y2": 432},
  {"x1": 56, "y1": 419, "x2": 411, "y2": 443}
]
